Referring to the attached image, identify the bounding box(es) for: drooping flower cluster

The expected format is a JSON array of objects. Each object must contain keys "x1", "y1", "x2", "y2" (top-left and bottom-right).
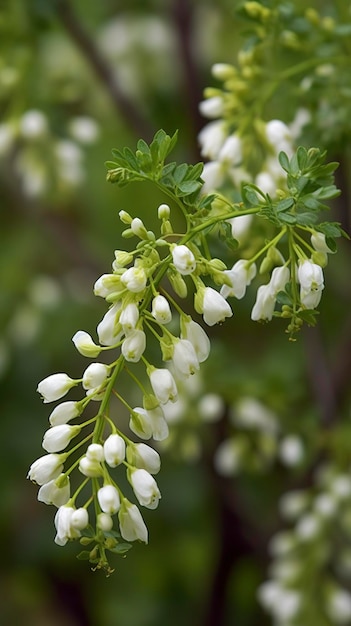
[{"x1": 258, "y1": 466, "x2": 351, "y2": 625}]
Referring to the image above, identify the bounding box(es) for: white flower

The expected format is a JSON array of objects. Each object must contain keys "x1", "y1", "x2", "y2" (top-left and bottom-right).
[
  {"x1": 130, "y1": 407, "x2": 153, "y2": 440},
  {"x1": 218, "y1": 134, "x2": 242, "y2": 166},
  {"x1": 298, "y1": 259, "x2": 324, "y2": 291},
  {"x1": 118, "y1": 498, "x2": 148, "y2": 543},
  {"x1": 220, "y1": 260, "x2": 257, "y2": 300},
  {"x1": 251, "y1": 284, "x2": 276, "y2": 321},
  {"x1": 172, "y1": 339, "x2": 200, "y2": 377},
  {"x1": 69, "y1": 116, "x2": 99, "y2": 144},
  {"x1": 121, "y1": 266, "x2": 147, "y2": 292},
  {"x1": 86, "y1": 443, "x2": 104, "y2": 462},
  {"x1": 104, "y1": 434, "x2": 126, "y2": 467},
  {"x1": 37, "y1": 474, "x2": 70, "y2": 506},
  {"x1": 279, "y1": 435, "x2": 304, "y2": 466},
  {"x1": 97, "y1": 303, "x2": 123, "y2": 346},
  {"x1": 171, "y1": 244, "x2": 196, "y2": 275},
  {"x1": 227, "y1": 214, "x2": 253, "y2": 244},
  {"x1": 97, "y1": 513, "x2": 113, "y2": 531},
  {"x1": 181, "y1": 319, "x2": 210, "y2": 362},
  {"x1": 198, "y1": 286, "x2": 233, "y2": 326},
  {"x1": 49, "y1": 401, "x2": 80, "y2": 426},
  {"x1": 42, "y1": 424, "x2": 81, "y2": 453},
  {"x1": 151, "y1": 295, "x2": 172, "y2": 324},
  {"x1": 255, "y1": 170, "x2": 277, "y2": 196},
  {"x1": 327, "y1": 589, "x2": 351, "y2": 623},
  {"x1": 72, "y1": 330, "x2": 101, "y2": 358},
  {"x1": 98, "y1": 485, "x2": 120, "y2": 514},
  {"x1": 198, "y1": 393, "x2": 224, "y2": 422},
  {"x1": 214, "y1": 439, "x2": 243, "y2": 476},
  {"x1": 147, "y1": 405, "x2": 169, "y2": 440},
  {"x1": 198, "y1": 96, "x2": 224, "y2": 119},
  {"x1": 296, "y1": 514, "x2": 319, "y2": 540},
  {"x1": 201, "y1": 161, "x2": 224, "y2": 193},
  {"x1": 268, "y1": 265, "x2": 290, "y2": 295},
  {"x1": 119, "y1": 303, "x2": 139, "y2": 331},
  {"x1": 37, "y1": 373, "x2": 77, "y2": 403},
  {"x1": 265, "y1": 119, "x2": 292, "y2": 153},
  {"x1": 129, "y1": 468, "x2": 161, "y2": 509},
  {"x1": 20, "y1": 110, "x2": 48, "y2": 139},
  {"x1": 82, "y1": 363, "x2": 109, "y2": 390},
  {"x1": 78, "y1": 455, "x2": 103, "y2": 477},
  {"x1": 131, "y1": 217, "x2": 148, "y2": 239},
  {"x1": 121, "y1": 329, "x2": 146, "y2": 362},
  {"x1": 127, "y1": 443, "x2": 161, "y2": 474},
  {"x1": 55, "y1": 506, "x2": 89, "y2": 546},
  {"x1": 149, "y1": 368, "x2": 178, "y2": 404},
  {"x1": 27, "y1": 454, "x2": 65, "y2": 485},
  {"x1": 198, "y1": 120, "x2": 226, "y2": 159},
  {"x1": 298, "y1": 259, "x2": 324, "y2": 308}
]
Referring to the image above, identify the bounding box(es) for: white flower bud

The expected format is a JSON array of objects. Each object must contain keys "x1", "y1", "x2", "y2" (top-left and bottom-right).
[
  {"x1": 197, "y1": 286, "x2": 233, "y2": 326},
  {"x1": 119, "y1": 303, "x2": 139, "y2": 331},
  {"x1": 86, "y1": 443, "x2": 104, "y2": 462},
  {"x1": 78, "y1": 455, "x2": 103, "y2": 477},
  {"x1": 37, "y1": 373, "x2": 77, "y2": 403},
  {"x1": 97, "y1": 512, "x2": 113, "y2": 531},
  {"x1": 97, "y1": 303, "x2": 122, "y2": 346},
  {"x1": 114, "y1": 250, "x2": 134, "y2": 267},
  {"x1": 49, "y1": 401, "x2": 80, "y2": 426},
  {"x1": 127, "y1": 443, "x2": 161, "y2": 474},
  {"x1": 104, "y1": 434, "x2": 126, "y2": 467},
  {"x1": 279, "y1": 436, "x2": 304, "y2": 466},
  {"x1": 147, "y1": 405, "x2": 169, "y2": 441},
  {"x1": 82, "y1": 363, "x2": 109, "y2": 390},
  {"x1": 93, "y1": 273, "x2": 122, "y2": 298},
  {"x1": 220, "y1": 260, "x2": 257, "y2": 300},
  {"x1": 172, "y1": 339, "x2": 200, "y2": 377},
  {"x1": 118, "y1": 498, "x2": 148, "y2": 543},
  {"x1": 298, "y1": 259, "x2": 324, "y2": 291},
  {"x1": 121, "y1": 266, "x2": 147, "y2": 292},
  {"x1": 119, "y1": 210, "x2": 132, "y2": 224},
  {"x1": 265, "y1": 119, "x2": 292, "y2": 152},
  {"x1": 158, "y1": 203, "x2": 170, "y2": 219},
  {"x1": 149, "y1": 368, "x2": 178, "y2": 404},
  {"x1": 27, "y1": 454, "x2": 65, "y2": 485},
  {"x1": 69, "y1": 116, "x2": 99, "y2": 144},
  {"x1": 129, "y1": 468, "x2": 161, "y2": 509},
  {"x1": 121, "y1": 329, "x2": 146, "y2": 362},
  {"x1": 72, "y1": 330, "x2": 101, "y2": 358},
  {"x1": 37, "y1": 474, "x2": 70, "y2": 506},
  {"x1": 151, "y1": 295, "x2": 172, "y2": 324},
  {"x1": 327, "y1": 589, "x2": 351, "y2": 623},
  {"x1": 42, "y1": 424, "x2": 81, "y2": 453},
  {"x1": 131, "y1": 217, "x2": 148, "y2": 239},
  {"x1": 171, "y1": 244, "x2": 196, "y2": 275},
  {"x1": 198, "y1": 393, "x2": 224, "y2": 422},
  {"x1": 71, "y1": 507, "x2": 89, "y2": 530},
  {"x1": 311, "y1": 231, "x2": 333, "y2": 253},
  {"x1": 98, "y1": 485, "x2": 121, "y2": 514}
]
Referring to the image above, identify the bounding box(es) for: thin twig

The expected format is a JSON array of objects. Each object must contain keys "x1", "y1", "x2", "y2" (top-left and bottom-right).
[{"x1": 56, "y1": 0, "x2": 154, "y2": 141}]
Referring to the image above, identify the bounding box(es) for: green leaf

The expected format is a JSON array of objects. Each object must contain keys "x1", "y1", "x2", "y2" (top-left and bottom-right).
[
  {"x1": 275, "y1": 197, "x2": 295, "y2": 212},
  {"x1": 278, "y1": 151, "x2": 290, "y2": 172},
  {"x1": 276, "y1": 290, "x2": 293, "y2": 305},
  {"x1": 279, "y1": 212, "x2": 296, "y2": 224},
  {"x1": 298, "y1": 309, "x2": 318, "y2": 325},
  {"x1": 177, "y1": 180, "x2": 202, "y2": 195},
  {"x1": 295, "y1": 211, "x2": 318, "y2": 225},
  {"x1": 173, "y1": 163, "x2": 188, "y2": 184},
  {"x1": 109, "y1": 542, "x2": 132, "y2": 554}
]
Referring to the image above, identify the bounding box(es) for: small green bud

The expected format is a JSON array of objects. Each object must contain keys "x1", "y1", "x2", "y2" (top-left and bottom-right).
[
  {"x1": 259, "y1": 256, "x2": 272, "y2": 275},
  {"x1": 80, "y1": 536, "x2": 94, "y2": 546},
  {"x1": 161, "y1": 220, "x2": 173, "y2": 235},
  {"x1": 143, "y1": 393, "x2": 160, "y2": 411},
  {"x1": 312, "y1": 251, "x2": 328, "y2": 268},
  {"x1": 119, "y1": 210, "x2": 132, "y2": 224},
  {"x1": 114, "y1": 250, "x2": 134, "y2": 266},
  {"x1": 208, "y1": 258, "x2": 228, "y2": 272},
  {"x1": 167, "y1": 268, "x2": 188, "y2": 298}
]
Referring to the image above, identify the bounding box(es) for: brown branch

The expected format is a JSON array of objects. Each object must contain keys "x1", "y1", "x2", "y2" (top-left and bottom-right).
[
  {"x1": 56, "y1": 0, "x2": 154, "y2": 141},
  {"x1": 171, "y1": 0, "x2": 204, "y2": 161}
]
